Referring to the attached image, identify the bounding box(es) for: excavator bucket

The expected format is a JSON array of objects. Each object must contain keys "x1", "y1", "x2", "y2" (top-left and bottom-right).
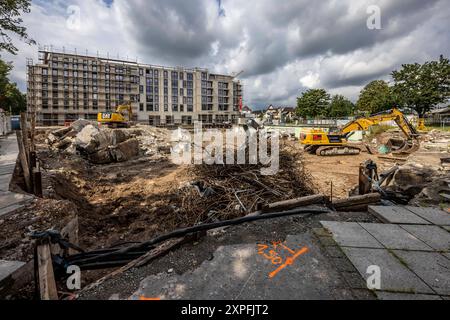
[{"x1": 388, "y1": 138, "x2": 420, "y2": 155}]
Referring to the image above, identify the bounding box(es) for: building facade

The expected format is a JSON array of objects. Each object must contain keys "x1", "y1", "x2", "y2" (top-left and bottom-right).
[{"x1": 27, "y1": 49, "x2": 243, "y2": 126}]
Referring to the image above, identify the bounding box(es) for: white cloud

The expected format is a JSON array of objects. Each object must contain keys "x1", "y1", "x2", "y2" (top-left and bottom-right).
[{"x1": 1, "y1": 0, "x2": 449, "y2": 109}]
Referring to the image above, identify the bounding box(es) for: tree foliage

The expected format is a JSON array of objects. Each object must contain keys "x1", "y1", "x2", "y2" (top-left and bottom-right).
[
  {"x1": 392, "y1": 55, "x2": 450, "y2": 117},
  {"x1": 296, "y1": 89, "x2": 331, "y2": 118},
  {"x1": 329, "y1": 94, "x2": 355, "y2": 117},
  {"x1": 356, "y1": 80, "x2": 397, "y2": 114},
  {"x1": 0, "y1": 58, "x2": 26, "y2": 114},
  {"x1": 0, "y1": 0, "x2": 35, "y2": 55}
]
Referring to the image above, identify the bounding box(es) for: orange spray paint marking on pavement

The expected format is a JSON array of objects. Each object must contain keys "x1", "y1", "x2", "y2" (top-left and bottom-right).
[{"x1": 268, "y1": 247, "x2": 309, "y2": 279}]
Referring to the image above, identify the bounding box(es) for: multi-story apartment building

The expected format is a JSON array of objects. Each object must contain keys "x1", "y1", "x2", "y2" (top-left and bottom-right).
[{"x1": 27, "y1": 49, "x2": 243, "y2": 126}]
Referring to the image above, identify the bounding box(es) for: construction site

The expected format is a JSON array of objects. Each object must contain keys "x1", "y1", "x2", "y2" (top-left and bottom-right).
[{"x1": 0, "y1": 106, "x2": 449, "y2": 301}]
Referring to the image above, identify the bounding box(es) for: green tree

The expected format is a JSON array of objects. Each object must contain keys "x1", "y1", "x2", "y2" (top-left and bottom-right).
[
  {"x1": 329, "y1": 95, "x2": 355, "y2": 117},
  {"x1": 356, "y1": 80, "x2": 398, "y2": 114},
  {"x1": 0, "y1": 0, "x2": 35, "y2": 54},
  {"x1": 0, "y1": 58, "x2": 26, "y2": 114},
  {"x1": 296, "y1": 89, "x2": 331, "y2": 118},
  {"x1": 5, "y1": 82, "x2": 26, "y2": 114},
  {"x1": 392, "y1": 55, "x2": 450, "y2": 118}
]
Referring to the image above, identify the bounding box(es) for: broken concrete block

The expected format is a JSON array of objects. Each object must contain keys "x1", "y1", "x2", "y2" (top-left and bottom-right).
[
  {"x1": 51, "y1": 126, "x2": 72, "y2": 137},
  {"x1": 71, "y1": 119, "x2": 95, "y2": 133},
  {"x1": 75, "y1": 125, "x2": 100, "y2": 153},
  {"x1": 54, "y1": 137, "x2": 73, "y2": 150},
  {"x1": 88, "y1": 148, "x2": 113, "y2": 164},
  {"x1": 111, "y1": 129, "x2": 131, "y2": 145},
  {"x1": 112, "y1": 138, "x2": 139, "y2": 162}
]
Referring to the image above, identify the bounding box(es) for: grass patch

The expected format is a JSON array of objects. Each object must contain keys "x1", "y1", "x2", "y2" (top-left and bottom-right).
[
  {"x1": 366, "y1": 125, "x2": 395, "y2": 141},
  {"x1": 424, "y1": 125, "x2": 450, "y2": 132}
]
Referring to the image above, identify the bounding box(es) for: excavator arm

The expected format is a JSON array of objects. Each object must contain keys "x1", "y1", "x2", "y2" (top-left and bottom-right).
[
  {"x1": 340, "y1": 108, "x2": 419, "y2": 140},
  {"x1": 115, "y1": 102, "x2": 133, "y2": 121}
]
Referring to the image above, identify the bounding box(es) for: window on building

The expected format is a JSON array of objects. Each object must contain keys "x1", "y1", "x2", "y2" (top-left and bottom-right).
[
  {"x1": 172, "y1": 104, "x2": 178, "y2": 112},
  {"x1": 187, "y1": 105, "x2": 193, "y2": 112},
  {"x1": 42, "y1": 68, "x2": 48, "y2": 76},
  {"x1": 164, "y1": 104, "x2": 168, "y2": 112},
  {"x1": 139, "y1": 103, "x2": 144, "y2": 111},
  {"x1": 187, "y1": 73, "x2": 193, "y2": 81},
  {"x1": 147, "y1": 104, "x2": 153, "y2": 112}
]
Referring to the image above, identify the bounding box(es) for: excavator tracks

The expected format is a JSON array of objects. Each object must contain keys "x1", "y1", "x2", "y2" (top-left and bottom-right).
[{"x1": 315, "y1": 146, "x2": 361, "y2": 156}]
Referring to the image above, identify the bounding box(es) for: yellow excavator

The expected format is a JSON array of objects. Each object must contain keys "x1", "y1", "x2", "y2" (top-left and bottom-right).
[
  {"x1": 97, "y1": 102, "x2": 133, "y2": 128},
  {"x1": 300, "y1": 108, "x2": 420, "y2": 156}
]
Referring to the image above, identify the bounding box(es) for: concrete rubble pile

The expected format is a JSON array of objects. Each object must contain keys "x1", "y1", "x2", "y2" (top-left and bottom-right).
[
  {"x1": 46, "y1": 120, "x2": 172, "y2": 164},
  {"x1": 383, "y1": 162, "x2": 449, "y2": 206},
  {"x1": 421, "y1": 129, "x2": 450, "y2": 152}
]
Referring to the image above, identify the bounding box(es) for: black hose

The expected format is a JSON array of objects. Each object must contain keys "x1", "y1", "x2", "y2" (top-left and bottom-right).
[{"x1": 68, "y1": 207, "x2": 329, "y2": 266}]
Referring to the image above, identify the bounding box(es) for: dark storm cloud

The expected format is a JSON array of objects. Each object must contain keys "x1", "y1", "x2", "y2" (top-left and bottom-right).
[{"x1": 5, "y1": 0, "x2": 450, "y2": 108}]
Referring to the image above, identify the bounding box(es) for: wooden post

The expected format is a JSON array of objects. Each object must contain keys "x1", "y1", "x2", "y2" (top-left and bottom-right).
[
  {"x1": 20, "y1": 113, "x2": 30, "y2": 164},
  {"x1": 30, "y1": 111, "x2": 36, "y2": 153},
  {"x1": 16, "y1": 131, "x2": 32, "y2": 192},
  {"x1": 61, "y1": 217, "x2": 79, "y2": 256},
  {"x1": 33, "y1": 169, "x2": 43, "y2": 198},
  {"x1": 37, "y1": 242, "x2": 59, "y2": 300}
]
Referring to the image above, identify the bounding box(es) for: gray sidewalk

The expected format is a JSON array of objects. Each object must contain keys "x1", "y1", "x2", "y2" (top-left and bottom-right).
[
  {"x1": 0, "y1": 134, "x2": 33, "y2": 217},
  {"x1": 321, "y1": 206, "x2": 450, "y2": 299}
]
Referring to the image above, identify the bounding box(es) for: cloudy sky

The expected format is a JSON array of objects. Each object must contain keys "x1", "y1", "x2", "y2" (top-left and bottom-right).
[{"x1": 2, "y1": 0, "x2": 449, "y2": 109}]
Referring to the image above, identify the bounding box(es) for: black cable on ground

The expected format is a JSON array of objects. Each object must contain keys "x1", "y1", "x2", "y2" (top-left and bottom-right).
[{"x1": 67, "y1": 207, "x2": 329, "y2": 268}]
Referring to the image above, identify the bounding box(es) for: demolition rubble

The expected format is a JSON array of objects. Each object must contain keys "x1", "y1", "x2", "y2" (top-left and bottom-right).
[{"x1": 0, "y1": 117, "x2": 449, "y2": 300}]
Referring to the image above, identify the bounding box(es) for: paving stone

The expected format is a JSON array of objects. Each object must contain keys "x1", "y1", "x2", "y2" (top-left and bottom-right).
[
  {"x1": 359, "y1": 223, "x2": 433, "y2": 251},
  {"x1": 368, "y1": 206, "x2": 430, "y2": 225},
  {"x1": 443, "y1": 226, "x2": 450, "y2": 232},
  {"x1": 320, "y1": 221, "x2": 382, "y2": 248},
  {"x1": 341, "y1": 247, "x2": 433, "y2": 294},
  {"x1": 400, "y1": 224, "x2": 450, "y2": 252},
  {"x1": 405, "y1": 206, "x2": 450, "y2": 226},
  {"x1": 392, "y1": 250, "x2": 450, "y2": 296},
  {"x1": 0, "y1": 260, "x2": 25, "y2": 283},
  {"x1": 376, "y1": 292, "x2": 442, "y2": 300}
]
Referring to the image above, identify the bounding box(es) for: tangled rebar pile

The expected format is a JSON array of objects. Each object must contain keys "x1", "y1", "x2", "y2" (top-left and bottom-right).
[{"x1": 178, "y1": 142, "x2": 316, "y2": 223}]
